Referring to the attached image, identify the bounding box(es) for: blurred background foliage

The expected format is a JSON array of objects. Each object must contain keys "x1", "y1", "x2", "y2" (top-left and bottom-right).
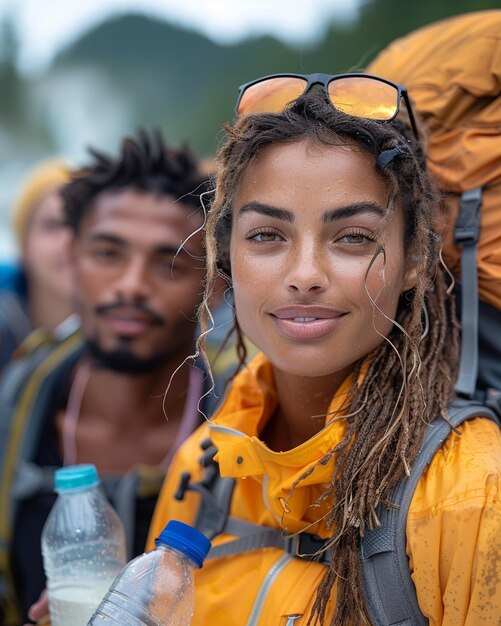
[{"x1": 0, "y1": 0, "x2": 499, "y2": 256}]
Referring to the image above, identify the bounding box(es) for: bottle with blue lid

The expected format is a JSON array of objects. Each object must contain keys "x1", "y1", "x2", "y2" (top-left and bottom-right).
[
  {"x1": 41, "y1": 464, "x2": 126, "y2": 626},
  {"x1": 88, "y1": 520, "x2": 211, "y2": 626}
]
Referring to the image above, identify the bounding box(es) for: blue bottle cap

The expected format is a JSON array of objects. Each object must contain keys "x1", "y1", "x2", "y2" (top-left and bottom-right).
[
  {"x1": 55, "y1": 464, "x2": 100, "y2": 490},
  {"x1": 156, "y1": 520, "x2": 211, "y2": 568}
]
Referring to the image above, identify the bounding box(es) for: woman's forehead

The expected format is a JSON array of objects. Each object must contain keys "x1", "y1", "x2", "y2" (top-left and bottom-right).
[{"x1": 233, "y1": 139, "x2": 389, "y2": 212}]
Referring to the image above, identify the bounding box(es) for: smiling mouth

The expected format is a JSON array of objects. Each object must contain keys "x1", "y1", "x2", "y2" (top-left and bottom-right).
[
  {"x1": 271, "y1": 305, "x2": 346, "y2": 319},
  {"x1": 270, "y1": 307, "x2": 347, "y2": 340}
]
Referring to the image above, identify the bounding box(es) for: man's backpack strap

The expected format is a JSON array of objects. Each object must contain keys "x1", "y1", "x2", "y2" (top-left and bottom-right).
[
  {"x1": 0, "y1": 292, "x2": 31, "y2": 357},
  {"x1": 454, "y1": 187, "x2": 483, "y2": 398},
  {"x1": 0, "y1": 334, "x2": 82, "y2": 544},
  {"x1": 175, "y1": 439, "x2": 331, "y2": 563},
  {"x1": 0, "y1": 332, "x2": 82, "y2": 625},
  {"x1": 360, "y1": 400, "x2": 499, "y2": 626}
]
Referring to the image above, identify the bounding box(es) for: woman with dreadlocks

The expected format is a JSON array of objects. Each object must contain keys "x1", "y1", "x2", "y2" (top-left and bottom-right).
[{"x1": 148, "y1": 75, "x2": 501, "y2": 625}]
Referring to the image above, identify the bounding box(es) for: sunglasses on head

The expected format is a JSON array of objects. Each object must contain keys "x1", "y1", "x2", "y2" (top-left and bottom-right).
[{"x1": 235, "y1": 72, "x2": 419, "y2": 141}]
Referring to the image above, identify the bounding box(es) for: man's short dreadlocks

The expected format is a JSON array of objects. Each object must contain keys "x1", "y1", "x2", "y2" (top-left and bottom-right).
[{"x1": 62, "y1": 128, "x2": 210, "y2": 233}]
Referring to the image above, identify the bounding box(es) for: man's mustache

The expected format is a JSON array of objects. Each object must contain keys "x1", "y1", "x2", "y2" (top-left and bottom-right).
[{"x1": 95, "y1": 301, "x2": 166, "y2": 326}]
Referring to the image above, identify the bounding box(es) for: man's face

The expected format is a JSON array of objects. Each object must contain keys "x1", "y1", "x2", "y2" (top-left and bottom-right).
[{"x1": 72, "y1": 189, "x2": 205, "y2": 374}]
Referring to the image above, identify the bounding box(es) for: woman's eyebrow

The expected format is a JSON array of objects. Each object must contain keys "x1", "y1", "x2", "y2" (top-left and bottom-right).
[
  {"x1": 322, "y1": 202, "x2": 385, "y2": 223},
  {"x1": 238, "y1": 202, "x2": 294, "y2": 223}
]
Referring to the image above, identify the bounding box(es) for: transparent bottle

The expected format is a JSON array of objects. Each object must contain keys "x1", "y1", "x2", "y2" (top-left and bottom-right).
[
  {"x1": 41, "y1": 464, "x2": 126, "y2": 626},
  {"x1": 88, "y1": 520, "x2": 211, "y2": 626}
]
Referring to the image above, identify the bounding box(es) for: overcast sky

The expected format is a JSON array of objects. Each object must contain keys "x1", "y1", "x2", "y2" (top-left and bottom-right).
[{"x1": 2, "y1": 0, "x2": 361, "y2": 74}]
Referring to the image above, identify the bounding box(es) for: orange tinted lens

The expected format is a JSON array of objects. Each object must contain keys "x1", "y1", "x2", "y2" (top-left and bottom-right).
[
  {"x1": 237, "y1": 77, "x2": 307, "y2": 116},
  {"x1": 327, "y1": 77, "x2": 398, "y2": 120}
]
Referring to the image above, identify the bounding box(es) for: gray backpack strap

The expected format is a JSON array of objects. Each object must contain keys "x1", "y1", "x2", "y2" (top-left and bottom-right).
[
  {"x1": 11, "y1": 462, "x2": 59, "y2": 500},
  {"x1": 453, "y1": 187, "x2": 482, "y2": 398},
  {"x1": 0, "y1": 292, "x2": 31, "y2": 369},
  {"x1": 208, "y1": 517, "x2": 286, "y2": 559},
  {"x1": 360, "y1": 401, "x2": 499, "y2": 626},
  {"x1": 101, "y1": 472, "x2": 140, "y2": 560},
  {"x1": 208, "y1": 516, "x2": 330, "y2": 561}
]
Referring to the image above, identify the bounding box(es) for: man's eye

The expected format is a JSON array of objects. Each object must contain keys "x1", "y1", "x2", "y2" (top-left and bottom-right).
[
  {"x1": 93, "y1": 248, "x2": 119, "y2": 260},
  {"x1": 157, "y1": 259, "x2": 184, "y2": 277}
]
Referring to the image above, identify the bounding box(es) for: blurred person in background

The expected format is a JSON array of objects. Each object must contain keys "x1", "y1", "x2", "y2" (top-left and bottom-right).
[
  {"x1": 0, "y1": 160, "x2": 76, "y2": 371},
  {"x1": 0, "y1": 130, "x2": 224, "y2": 625}
]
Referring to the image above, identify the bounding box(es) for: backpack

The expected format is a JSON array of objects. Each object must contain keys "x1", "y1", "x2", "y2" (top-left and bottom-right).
[
  {"x1": 175, "y1": 11, "x2": 501, "y2": 626},
  {"x1": 368, "y1": 9, "x2": 501, "y2": 401}
]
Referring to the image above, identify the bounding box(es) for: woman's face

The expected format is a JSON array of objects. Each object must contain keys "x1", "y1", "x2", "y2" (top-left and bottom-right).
[
  {"x1": 23, "y1": 187, "x2": 74, "y2": 299},
  {"x1": 230, "y1": 139, "x2": 416, "y2": 379}
]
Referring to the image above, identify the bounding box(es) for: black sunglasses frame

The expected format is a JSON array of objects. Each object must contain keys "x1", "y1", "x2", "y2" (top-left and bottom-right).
[{"x1": 236, "y1": 72, "x2": 420, "y2": 141}]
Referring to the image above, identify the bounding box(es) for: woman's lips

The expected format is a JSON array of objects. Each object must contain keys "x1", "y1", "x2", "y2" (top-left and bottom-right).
[{"x1": 270, "y1": 306, "x2": 347, "y2": 340}]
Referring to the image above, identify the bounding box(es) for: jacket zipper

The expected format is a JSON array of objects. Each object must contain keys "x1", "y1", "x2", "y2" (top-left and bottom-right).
[
  {"x1": 286, "y1": 615, "x2": 302, "y2": 626},
  {"x1": 246, "y1": 553, "x2": 292, "y2": 626}
]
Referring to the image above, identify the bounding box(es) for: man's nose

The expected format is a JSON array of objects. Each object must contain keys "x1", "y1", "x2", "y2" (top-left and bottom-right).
[{"x1": 115, "y1": 257, "x2": 151, "y2": 301}]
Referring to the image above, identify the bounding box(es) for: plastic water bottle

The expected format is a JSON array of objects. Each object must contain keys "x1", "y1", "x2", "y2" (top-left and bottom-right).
[
  {"x1": 41, "y1": 464, "x2": 126, "y2": 626},
  {"x1": 88, "y1": 520, "x2": 211, "y2": 626}
]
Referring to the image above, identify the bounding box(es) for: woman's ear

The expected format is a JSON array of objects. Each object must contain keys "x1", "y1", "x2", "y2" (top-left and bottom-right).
[
  {"x1": 208, "y1": 275, "x2": 230, "y2": 309},
  {"x1": 402, "y1": 252, "x2": 418, "y2": 292}
]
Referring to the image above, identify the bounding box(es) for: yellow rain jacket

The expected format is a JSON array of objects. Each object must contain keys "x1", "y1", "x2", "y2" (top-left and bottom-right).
[{"x1": 148, "y1": 353, "x2": 501, "y2": 626}]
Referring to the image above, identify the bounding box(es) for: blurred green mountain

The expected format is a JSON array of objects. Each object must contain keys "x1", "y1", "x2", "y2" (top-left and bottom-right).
[
  {"x1": 53, "y1": 0, "x2": 500, "y2": 156},
  {"x1": 54, "y1": 14, "x2": 310, "y2": 156},
  {"x1": 1, "y1": 0, "x2": 499, "y2": 257}
]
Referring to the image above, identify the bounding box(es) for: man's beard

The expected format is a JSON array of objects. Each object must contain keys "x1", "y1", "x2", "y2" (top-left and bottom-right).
[{"x1": 85, "y1": 338, "x2": 171, "y2": 375}]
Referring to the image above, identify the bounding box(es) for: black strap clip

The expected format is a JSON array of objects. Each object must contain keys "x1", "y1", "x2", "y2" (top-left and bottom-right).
[
  {"x1": 286, "y1": 532, "x2": 330, "y2": 563},
  {"x1": 454, "y1": 187, "x2": 482, "y2": 245}
]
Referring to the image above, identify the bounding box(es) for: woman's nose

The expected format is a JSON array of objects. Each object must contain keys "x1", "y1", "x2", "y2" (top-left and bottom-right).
[{"x1": 285, "y1": 240, "x2": 329, "y2": 293}]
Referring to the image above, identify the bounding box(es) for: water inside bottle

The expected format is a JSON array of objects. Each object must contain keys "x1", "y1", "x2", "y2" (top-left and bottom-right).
[{"x1": 49, "y1": 582, "x2": 112, "y2": 626}]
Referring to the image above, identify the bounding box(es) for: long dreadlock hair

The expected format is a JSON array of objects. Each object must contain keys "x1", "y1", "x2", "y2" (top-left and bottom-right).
[
  {"x1": 61, "y1": 128, "x2": 210, "y2": 232},
  {"x1": 198, "y1": 90, "x2": 460, "y2": 625}
]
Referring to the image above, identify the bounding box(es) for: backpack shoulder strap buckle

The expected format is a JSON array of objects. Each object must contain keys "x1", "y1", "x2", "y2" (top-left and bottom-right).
[
  {"x1": 454, "y1": 187, "x2": 482, "y2": 245},
  {"x1": 289, "y1": 532, "x2": 331, "y2": 563}
]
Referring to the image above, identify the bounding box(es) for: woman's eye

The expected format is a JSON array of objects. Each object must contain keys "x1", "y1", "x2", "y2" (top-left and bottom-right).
[
  {"x1": 338, "y1": 233, "x2": 374, "y2": 244},
  {"x1": 247, "y1": 231, "x2": 283, "y2": 242}
]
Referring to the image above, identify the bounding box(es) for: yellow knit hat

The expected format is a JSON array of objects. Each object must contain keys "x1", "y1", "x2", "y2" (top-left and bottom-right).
[{"x1": 12, "y1": 159, "x2": 71, "y2": 249}]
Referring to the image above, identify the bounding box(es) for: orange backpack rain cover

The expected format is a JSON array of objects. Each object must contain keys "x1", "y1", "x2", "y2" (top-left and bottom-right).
[{"x1": 367, "y1": 10, "x2": 501, "y2": 310}]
